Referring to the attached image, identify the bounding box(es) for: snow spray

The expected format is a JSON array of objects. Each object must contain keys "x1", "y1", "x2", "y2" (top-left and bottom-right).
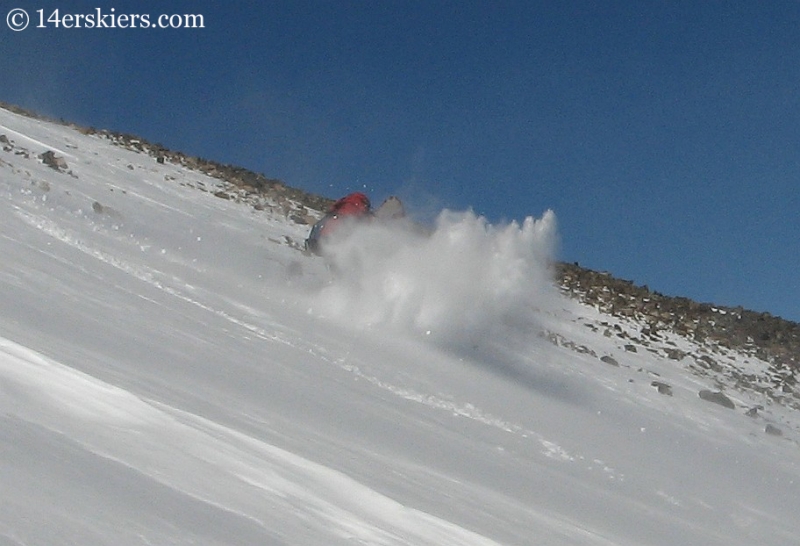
[{"x1": 315, "y1": 209, "x2": 559, "y2": 345}]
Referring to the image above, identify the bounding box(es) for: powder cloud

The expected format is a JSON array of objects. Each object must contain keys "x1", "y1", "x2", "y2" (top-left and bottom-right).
[{"x1": 314, "y1": 208, "x2": 559, "y2": 346}]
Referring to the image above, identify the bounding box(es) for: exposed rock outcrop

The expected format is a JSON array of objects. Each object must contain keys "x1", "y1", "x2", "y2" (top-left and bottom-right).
[{"x1": 556, "y1": 263, "x2": 799, "y2": 382}]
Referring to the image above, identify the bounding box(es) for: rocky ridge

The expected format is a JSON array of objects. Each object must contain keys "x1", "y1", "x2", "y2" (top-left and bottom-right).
[
  {"x1": 0, "y1": 101, "x2": 332, "y2": 226},
  {"x1": 556, "y1": 262, "x2": 800, "y2": 413},
  {"x1": 557, "y1": 263, "x2": 798, "y2": 368}
]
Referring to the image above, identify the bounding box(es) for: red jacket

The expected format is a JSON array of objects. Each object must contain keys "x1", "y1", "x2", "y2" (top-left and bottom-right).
[{"x1": 305, "y1": 193, "x2": 372, "y2": 253}]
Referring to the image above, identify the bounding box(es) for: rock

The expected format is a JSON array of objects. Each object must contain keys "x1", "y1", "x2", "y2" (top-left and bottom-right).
[
  {"x1": 600, "y1": 355, "x2": 619, "y2": 366},
  {"x1": 289, "y1": 214, "x2": 309, "y2": 225},
  {"x1": 765, "y1": 424, "x2": 783, "y2": 436},
  {"x1": 40, "y1": 150, "x2": 68, "y2": 171},
  {"x1": 651, "y1": 381, "x2": 673, "y2": 396},
  {"x1": 664, "y1": 348, "x2": 686, "y2": 361},
  {"x1": 695, "y1": 355, "x2": 719, "y2": 371},
  {"x1": 698, "y1": 389, "x2": 735, "y2": 409},
  {"x1": 624, "y1": 344, "x2": 638, "y2": 353}
]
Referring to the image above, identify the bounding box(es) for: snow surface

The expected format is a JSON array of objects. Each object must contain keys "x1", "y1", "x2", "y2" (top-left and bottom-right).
[{"x1": 1, "y1": 107, "x2": 799, "y2": 545}]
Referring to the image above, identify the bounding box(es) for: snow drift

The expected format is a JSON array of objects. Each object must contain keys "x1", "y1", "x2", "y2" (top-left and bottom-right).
[{"x1": 314, "y1": 208, "x2": 559, "y2": 345}]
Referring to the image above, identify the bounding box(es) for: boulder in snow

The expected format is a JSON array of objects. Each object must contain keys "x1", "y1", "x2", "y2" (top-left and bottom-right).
[
  {"x1": 698, "y1": 389, "x2": 735, "y2": 409},
  {"x1": 40, "y1": 150, "x2": 68, "y2": 172}
]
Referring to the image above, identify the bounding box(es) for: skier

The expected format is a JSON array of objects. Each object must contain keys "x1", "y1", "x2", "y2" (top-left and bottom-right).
[
  {"x1": 304, "y1": 192, "x2": 373, "y2": 255},
  {"x1": 304, "y1": 193, "x2": 406, "y2": 255}
]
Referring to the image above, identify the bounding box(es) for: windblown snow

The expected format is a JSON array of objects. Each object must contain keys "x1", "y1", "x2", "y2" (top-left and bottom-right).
[{"x1": 1, "y1": 106, "x2": 799, "y2": 546}]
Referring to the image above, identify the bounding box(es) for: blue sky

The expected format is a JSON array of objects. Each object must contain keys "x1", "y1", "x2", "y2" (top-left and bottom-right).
[{"x1": 3, "y1": 1, "x2": 799, "y2": 321}]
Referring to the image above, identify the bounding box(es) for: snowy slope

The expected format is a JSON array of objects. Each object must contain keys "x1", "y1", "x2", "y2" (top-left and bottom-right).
[{"x1": 1, "y1": 106, "x2": 799, "y2": 546}]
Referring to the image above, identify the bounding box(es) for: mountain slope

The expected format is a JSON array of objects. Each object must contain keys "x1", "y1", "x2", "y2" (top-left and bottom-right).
[{"x1": 1, "y1": 106, "x2": 799, "y2": 546}]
